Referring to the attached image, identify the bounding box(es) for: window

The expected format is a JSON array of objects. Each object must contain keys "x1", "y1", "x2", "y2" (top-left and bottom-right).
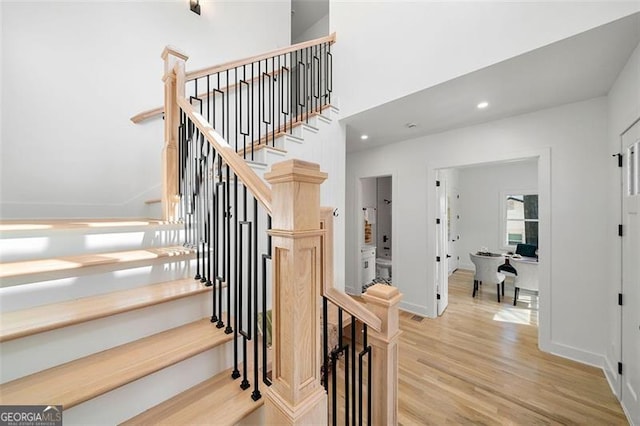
[{"x1": 504, "y1": 193, "x2": 538, "y2": 247}]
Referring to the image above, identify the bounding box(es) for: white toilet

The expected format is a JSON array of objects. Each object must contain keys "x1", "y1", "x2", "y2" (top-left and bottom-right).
[{"x1": 376, "y1": 258, "x2": 392, "y2": 280}]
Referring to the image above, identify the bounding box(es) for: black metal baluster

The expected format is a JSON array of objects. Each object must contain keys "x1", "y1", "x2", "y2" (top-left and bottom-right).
[
  {"x1": 231, "y1": 171, "x2": 239, "y2": 379},
  {"x1": 250, "y1": 62, "x2": 255, "y2": 161},
  {"x1": 327, "y1": 43, "x2": 333, "y2": 104},
  {"x1": 262, "y1": 214, "x2": 272, "y2": 386},
  {"x1": 224, "y1": 165, "x2": 232, "y2": 334},
  {"x1": 210, "y1": 153, "x2": 219, "y2": 324},
  {"x1": 352, "y1": 316, "x2": 357, "y2": 423},
  {"x1": 322, "y1": 298, "x2": 329, "y2": 392},
  {"x1": 331, "y1": 347, "x2": 338, "y2": 426},
  {"x1": 251, "y1": 196, "x2": 261, "y2": 400},
  {"x1": 364, "y1": 325, "x2": 372, "y2": 426}
]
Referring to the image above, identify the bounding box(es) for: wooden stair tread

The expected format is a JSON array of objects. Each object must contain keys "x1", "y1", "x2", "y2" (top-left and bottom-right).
[
  {"x1": 121, "y1": 367, "x2": 263, "y2": 425},
  {"x1": 0, "y1": 246, "x2": 193, "y2": 279},
  {"x1": 0, "y1": 318, "x2": 232, "y2": 409},
  {"x1": 0, "y1": 219, "x2": 172, "y2": 233},
  {"x1": 0, "y1": 278, "x2": 212, "y2": 342}
]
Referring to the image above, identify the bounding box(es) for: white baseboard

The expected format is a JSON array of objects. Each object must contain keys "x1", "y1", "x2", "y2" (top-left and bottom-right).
[
  {"x1": 458, "y1": 262, "x2": 474, "y2": 271},
  {"x1": 545, "y1": 340, "x2": 604, "y2": 369},
  {"x1": 603, "y1": 356, "x2": 621, "y2": 398},
  {"x1": 399, "y1": 300, "x2": 432, "y2": 318}
]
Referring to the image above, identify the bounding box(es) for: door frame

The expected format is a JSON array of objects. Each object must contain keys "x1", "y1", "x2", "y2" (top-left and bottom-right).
[
  {"x1": 427, "y1": 147, "x2": 551, "y2": 352},
  {"x1": 618, "y1": 116, "x2": 640, "y2": 424},
  {"x1": 436, "y1": 171, "x2": 449, "y2": 315},
  {"x1": 353, "y1": 172, "x2": 396, "y2": 294}
]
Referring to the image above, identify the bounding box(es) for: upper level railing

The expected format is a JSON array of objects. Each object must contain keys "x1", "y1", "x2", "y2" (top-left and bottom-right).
[{"x1": 160, "y1": 35, "x2": 400, "y2": 425}]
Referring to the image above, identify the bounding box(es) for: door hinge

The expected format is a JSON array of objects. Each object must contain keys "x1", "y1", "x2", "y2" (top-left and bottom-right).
[
  {"x1": 618, "y1": 293, "x2": 623, "y2": 306},
  {"x1": 618, "y1": 362, "x2": 623, "y2": 375},
  {"x1": 436, "y1": 180, "x2": 440, "y2": 187},
  {"x1": 436, "y1": 218, "x2": 441, "y2": 224},
  {"x1": 618, "y1": 224, "x2": 623, "y2": 237},
  {"x1": 613, "y1": 153, "x2": 623, "y2": 167},
  {"x1": 436, "y1": 256, "x2": 441, "y2": 262},
  {"x1": 437, "y1": 293, "x2": 441, "y2": 300}
]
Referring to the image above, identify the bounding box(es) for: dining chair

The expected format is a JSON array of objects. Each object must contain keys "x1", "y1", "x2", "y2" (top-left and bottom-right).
[
  {"x1": 469, "y1": 253, "x2": 506, "y2": 302},
  {"x1": 511, "y1": 258, "x2": 539, "y2": 305}
]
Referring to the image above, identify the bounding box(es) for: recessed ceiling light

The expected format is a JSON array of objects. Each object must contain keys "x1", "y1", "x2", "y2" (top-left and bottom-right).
[
  {"x1": 405, "y1": 123, "x2": 417, "y2": 129},
  {"x1": 361, "y1": 134, "x2": 369, "y2": 140},
  {"x1": 477, "y1": 101, "x2": 489, "y2": 109}
]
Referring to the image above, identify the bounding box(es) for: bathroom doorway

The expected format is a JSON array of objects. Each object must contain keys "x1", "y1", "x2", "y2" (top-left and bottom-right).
[{"x1": 359, "y1": 175, "x2": 393, "y2": 292}]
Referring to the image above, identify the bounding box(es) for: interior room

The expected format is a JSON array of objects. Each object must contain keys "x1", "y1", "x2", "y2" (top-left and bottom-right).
[
  {"x1": 359, "y1": 175, "x2": 393, "y2": 292},
  {"x1": 437, "y1": 159, "x2": 540, "y2": 322}
]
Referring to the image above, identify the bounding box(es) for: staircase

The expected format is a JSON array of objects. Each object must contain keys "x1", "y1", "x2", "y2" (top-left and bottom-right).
[{"x1": 0, "y1": 35, "x2": 400, "y2": 426}]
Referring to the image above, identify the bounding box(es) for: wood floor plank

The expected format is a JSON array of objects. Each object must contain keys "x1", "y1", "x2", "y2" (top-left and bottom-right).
[
  {"x1": 0, "y1": 318, "x2": 232, "y2": 409},
  {"x1": 0, "y1": 278, "x2": 212, "y2": 342},
  {"x1": 397, "y1": 269, "x2": 627, "y2": 425}
]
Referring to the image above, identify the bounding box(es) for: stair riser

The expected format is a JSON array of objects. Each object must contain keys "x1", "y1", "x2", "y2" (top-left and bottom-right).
[
  {"x1": 0, "y1": 291, "x2": 216, "y2": 383},
  {"x1": 0, "y1": 226, "x2": 184, "y2": 263},
  {"x1": 0, "y1": 255, "x2": 195, "y2": 294},
  {"x1": 64, "y1": 344, "x2": 233, "y2": 426}
]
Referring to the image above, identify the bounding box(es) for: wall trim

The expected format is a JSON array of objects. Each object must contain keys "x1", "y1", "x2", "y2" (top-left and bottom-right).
[{"x1": 399, "y1": 302, "x2": 430, "y2": 317}]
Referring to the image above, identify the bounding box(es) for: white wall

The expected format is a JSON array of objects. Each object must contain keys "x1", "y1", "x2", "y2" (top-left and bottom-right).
[
  {"x1": 330, "y1": 2, "x2": 640, "y2": 118},
  {"x1": 346, "y1": 97, "x2": 610, "y2": 367},
  {"x1": 293, "y1": 13, "x2": 329, "y2": 44},
  {"x1": 1, "y1": 1, "x2": 290, "y2": 218},
  {"x1": 604, "y1": 41, "x2": 640, "y2": 394},
  {"x1": 457, "y1": 160, "x2": 538, "y2": 269}
]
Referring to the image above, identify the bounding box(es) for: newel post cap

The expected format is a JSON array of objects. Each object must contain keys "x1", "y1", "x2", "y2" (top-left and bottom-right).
[
  {"x1": 161, "y1": 45, "x2": 189, "y2": 61},
  {"x1": 362, "y1": 284, "x2": 402, "y2": 307},
  {"x1": 264, "y1": 159, "x2": 328, "y2": 185}
]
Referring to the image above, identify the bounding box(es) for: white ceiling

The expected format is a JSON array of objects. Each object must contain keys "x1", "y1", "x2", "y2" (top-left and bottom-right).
[{"x1": 345, "y1": 13, "x2": 640, "y2": 152}]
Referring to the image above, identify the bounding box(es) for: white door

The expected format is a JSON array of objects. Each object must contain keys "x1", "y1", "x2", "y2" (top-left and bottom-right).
[
  {"x1": 447, "y1": 187, "x2": 460, "y2": 275},
  {"x1": 621, "y1": 119, "x2": 640, "y2": 425},
  {"x1": 436, "y1": 174, "x2": 449, "y2": 315}
]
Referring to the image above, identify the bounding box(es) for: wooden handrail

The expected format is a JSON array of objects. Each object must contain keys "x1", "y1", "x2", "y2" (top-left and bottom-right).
[
  {"x1": 175, "y1": 62, "x2": 273, "y2": 215},
  {"x1": 320, "y1": 207, "x2": 382, "y2": 332},
  {"x1": 130, "y1": 106, "x2": 163, "y2": 124},
  {"x1": 324, "y1": 288, "x2": 381, "y2": 332},
  {"x1": 186, "y1": 33, "x2": 336, "y2": 81},
  {"x1": 131, "y1": 69, "x2": 283, "y2": 124}
]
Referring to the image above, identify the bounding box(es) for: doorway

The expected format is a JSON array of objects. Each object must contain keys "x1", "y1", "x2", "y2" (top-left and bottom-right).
[
  {"x1": 433, "y1": 158, "x2": 541, "y2": 323},
  {"x1": 358, "y1": 175, "x2": 393, "y2": 292}
]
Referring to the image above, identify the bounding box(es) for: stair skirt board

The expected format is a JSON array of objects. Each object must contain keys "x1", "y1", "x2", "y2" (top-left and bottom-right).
[{"x1": 0, "y1": 292, "x2": 214, "y2": 383}]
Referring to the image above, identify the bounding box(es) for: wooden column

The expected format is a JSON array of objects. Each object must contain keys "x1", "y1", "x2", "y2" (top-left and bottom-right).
[
  {"x1": 362, "y1": 283, "x2": 403, "y2": 426},
  {"x1": 160, "y1": 46, "x2": 188, "y2": 221},
  {"x1": 263, "y1": 159, "x2": 328, "y2": 425}
]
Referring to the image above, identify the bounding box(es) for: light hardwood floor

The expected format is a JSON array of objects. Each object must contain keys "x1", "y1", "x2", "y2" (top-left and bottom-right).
[{"x1": 397, "y1": 269, "x2": 627, "y2": 425}]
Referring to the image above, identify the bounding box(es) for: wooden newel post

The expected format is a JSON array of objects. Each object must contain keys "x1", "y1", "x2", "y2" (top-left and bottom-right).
[
  {"x1": 362, "y1": 283, "x2": 403, "y2": 426},
  {"x1": 264, "y1": 159, "x2": 328, "y2": 425},
  {"x1": 161, "y1": 46, "x2": 188, "y2": 222}
]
